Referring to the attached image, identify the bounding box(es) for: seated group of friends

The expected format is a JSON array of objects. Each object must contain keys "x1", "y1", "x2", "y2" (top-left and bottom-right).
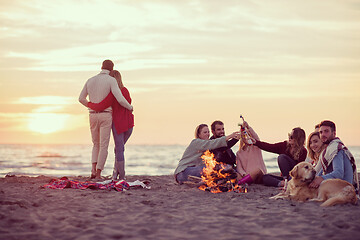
[{"x1": 174, "y1": 120, "x2": 358, "y2": 192}]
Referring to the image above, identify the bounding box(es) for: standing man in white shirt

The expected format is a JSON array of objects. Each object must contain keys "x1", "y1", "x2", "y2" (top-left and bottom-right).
[{"x1": 79, "y1": 60, "x2": 133, "y2": 179}]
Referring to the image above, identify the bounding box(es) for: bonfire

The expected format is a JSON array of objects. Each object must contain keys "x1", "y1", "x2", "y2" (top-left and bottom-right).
[{"x1": 198, "y1": 150, "x2": 247, "y2": 193}]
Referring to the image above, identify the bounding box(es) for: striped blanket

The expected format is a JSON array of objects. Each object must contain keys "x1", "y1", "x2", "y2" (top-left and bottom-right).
[{"x1": 42, "y1": 177, "x2": 130, "y2": 192}]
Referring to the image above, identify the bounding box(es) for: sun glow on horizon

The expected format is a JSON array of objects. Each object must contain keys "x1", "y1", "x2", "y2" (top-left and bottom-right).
[
  {"x1": 28, "y1": 113, "x2": 70, "y2": 134},
  {"x1": 15, "y1": 96, "x2": 75, "y2": 134}
]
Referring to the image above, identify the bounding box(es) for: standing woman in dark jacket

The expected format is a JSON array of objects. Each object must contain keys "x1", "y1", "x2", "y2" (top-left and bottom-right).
[{"x1": 252, "y1": 127, "x2": 307, "y2": 187}]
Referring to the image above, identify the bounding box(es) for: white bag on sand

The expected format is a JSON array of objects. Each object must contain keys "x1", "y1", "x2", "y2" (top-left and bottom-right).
[
  {"x1": 127, "y1": 180, "x2": 151, "y2": 189},
  {"x1": 96, "y1": 179, "x2": 151, "y2": 189},
  {"x1": 96, "y1": 179, "x2": 113, "y2": 184}
]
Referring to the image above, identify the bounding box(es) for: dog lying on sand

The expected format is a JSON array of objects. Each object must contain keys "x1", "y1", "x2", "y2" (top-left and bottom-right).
[{"x1": 270, "y1": 162, "x2": 358, "y2": 207}]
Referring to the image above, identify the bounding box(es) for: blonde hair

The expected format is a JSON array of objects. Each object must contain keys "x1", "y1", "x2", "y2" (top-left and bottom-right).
[
  {"x1": 110, "y1": 70, "x2": 124, "y2": 89},
  {"x1": 306, "y1": 131, "x2": 326, "y2": 164},
  {"x1": 195, "y1": 124, "x2": 208, "y2": 139}
]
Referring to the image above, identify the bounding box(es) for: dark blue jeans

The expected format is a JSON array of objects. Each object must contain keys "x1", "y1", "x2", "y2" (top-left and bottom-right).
[
  {"x1": 112, "y1": 124, "x2": 133, "y2": 180},
  {"x1": 262, "y1": 174, "x2": 284, "y2": 187},
  {"x1": 262, "y1": 154, "x2": 298, "y2": 187},
  {"x1": 176, "y1": 165, "x2": 205, "y2": 184},
  {"x1": 277, "y1": 154, "x2": 298, "y2": 179}
]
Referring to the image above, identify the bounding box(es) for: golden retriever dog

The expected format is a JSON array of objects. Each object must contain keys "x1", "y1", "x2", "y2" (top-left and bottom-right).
[{"x1": 270, "y1": 162, "x2": 358, "y2": 207}]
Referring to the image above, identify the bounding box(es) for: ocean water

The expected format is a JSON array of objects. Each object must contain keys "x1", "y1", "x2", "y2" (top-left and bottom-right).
[{"x1": 0, "y1": 144, "x2": 360, "y2": 178}]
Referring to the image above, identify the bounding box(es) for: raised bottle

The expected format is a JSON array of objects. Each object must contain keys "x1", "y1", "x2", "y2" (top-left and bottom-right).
[{"x1": 239, "y1": 114, "x2": 254, "y2": 145}]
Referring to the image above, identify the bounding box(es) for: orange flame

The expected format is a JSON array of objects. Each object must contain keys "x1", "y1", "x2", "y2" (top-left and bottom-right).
[
  {"x1": 198, "y1": 150, "x2": 247, "y2": 193},
  {"x1": 199, "y1": 150, "x2": 247, "y2": 193},
  {"x1": 200, "y1": 150, "x2": 230, "y2": 189}
]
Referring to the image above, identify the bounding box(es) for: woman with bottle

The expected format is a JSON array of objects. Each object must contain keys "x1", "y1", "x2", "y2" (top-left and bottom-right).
[
  {"x1": 252, "y1": 127, "x2": 307, "y2": 187},
  {"x1": 236, "y1": 121, "x2": 267, "y2": 185}
]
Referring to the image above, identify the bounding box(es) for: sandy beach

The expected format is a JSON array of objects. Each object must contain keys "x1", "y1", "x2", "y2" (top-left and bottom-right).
[{"x1": 1, "y1": 174, "x2": 360, "y2": 240}]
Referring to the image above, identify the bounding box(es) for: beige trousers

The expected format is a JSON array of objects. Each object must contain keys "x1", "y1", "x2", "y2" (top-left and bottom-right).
[{"x1": 89, "y1": 112, "x2": 112, "y2": 170}]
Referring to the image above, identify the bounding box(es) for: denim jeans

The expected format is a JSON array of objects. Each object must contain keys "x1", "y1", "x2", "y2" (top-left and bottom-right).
[
  {"x1": 112, "y1": 124, "x2": 133, "y2": 180},
  {"x1": 262, "y1": 174, "x2": 284, "y2": 187},
  {"x1": 278, "y1": 154, "x2": 298, "y2": 179},
  {"x1": 176, "y1": 165, "x2": 205, "y2": 184},
  {"x1": 262, "y1": 154, "x2": 298, "y2": 187}
]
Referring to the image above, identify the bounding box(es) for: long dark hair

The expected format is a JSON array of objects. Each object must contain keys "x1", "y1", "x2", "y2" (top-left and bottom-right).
[{"x1": 287, "y1": 127, "x2": 306, "y2": 161}]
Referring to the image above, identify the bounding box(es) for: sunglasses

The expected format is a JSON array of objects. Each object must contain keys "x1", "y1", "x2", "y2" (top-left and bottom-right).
[{"x1": 288, "y1": 133, "x2": 294, "y2": 140}]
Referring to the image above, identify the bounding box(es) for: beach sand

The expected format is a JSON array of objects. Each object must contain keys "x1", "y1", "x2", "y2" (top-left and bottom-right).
[{"x1": 1, "y1": 174, "x2": 360, "y2": 240}]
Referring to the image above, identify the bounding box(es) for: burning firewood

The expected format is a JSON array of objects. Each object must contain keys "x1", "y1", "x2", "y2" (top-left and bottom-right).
[
  {"x1": 188, "y1": 175, "x2": 202, "y2": 181},
  {"x1": 181, "y1": 175, "x2": 204, "y2": 188},
  {"x1": 198, "y1": 150, "x2": 247, "y2": 193}
]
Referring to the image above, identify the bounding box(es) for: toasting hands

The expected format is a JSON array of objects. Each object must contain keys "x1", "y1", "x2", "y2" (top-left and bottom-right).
[{"x1": 226, "y1": 131, "x2": 241, "y2": 141}]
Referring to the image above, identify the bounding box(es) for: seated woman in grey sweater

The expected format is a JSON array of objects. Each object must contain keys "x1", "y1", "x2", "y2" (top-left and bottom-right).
[{"x1": 174, "y1": 124, "x2": 240, "y2": 184}]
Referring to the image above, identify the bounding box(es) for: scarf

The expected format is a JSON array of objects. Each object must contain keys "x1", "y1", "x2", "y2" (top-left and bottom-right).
[{"x1": 317, "y1": 138, "x2": 359, "y2": 193}]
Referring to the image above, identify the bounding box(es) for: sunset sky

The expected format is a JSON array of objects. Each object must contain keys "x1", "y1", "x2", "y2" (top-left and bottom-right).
[{"x1": 1, "y1": 0, "x2": 360, "y2": 146}]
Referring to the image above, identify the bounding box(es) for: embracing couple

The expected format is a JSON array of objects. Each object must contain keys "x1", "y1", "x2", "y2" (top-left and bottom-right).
[{"x1": 79, "y1": 60, "x2": 134, "y2": 180}]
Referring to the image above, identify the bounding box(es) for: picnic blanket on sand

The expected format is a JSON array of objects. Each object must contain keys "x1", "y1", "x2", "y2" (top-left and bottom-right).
[{"x1": 42, "y1": 177, "x2": 150, "y2": 192}]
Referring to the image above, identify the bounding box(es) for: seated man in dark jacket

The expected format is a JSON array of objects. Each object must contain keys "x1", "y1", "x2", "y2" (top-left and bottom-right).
[{"x1": 209, "y1": 120, "x2": 239, "y2": 168}]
